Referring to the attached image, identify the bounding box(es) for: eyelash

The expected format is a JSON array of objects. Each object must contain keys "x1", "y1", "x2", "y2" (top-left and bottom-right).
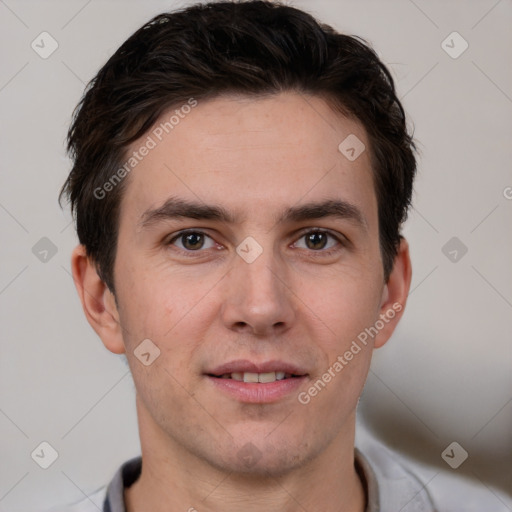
[{"x1": 167, "y1": 229, "x2": 345, "y2": 258}]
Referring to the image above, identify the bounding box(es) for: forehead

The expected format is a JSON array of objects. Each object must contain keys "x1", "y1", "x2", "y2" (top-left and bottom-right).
[{"x1": 119, "y1": 92, "x2": 377, "y2": 229}]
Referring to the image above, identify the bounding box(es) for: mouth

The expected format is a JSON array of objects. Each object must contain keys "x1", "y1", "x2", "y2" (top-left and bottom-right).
[
  {"x1": 205, "y1": 360, "x2": 309, "y2": 403},
  {"x1": 208, "y1": 371, "x2": 304, "y2": 383}
]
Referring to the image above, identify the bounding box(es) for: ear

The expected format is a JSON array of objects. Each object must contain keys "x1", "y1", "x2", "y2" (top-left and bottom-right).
[
  {"x1": 373, "y1": 237, "x2": 412, "y2": 349},
  {"x1": 71, "y1": 245, "x2": 126, "y2": 354}
]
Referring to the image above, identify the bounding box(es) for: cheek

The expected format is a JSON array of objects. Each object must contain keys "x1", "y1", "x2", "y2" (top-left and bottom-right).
[
  {"x1": 116, "y1": 265, "x2": 221, "y2": 386},
  {"x1": 116, "y1": 257, "x2": 211, "y2": 336},
  {"x1": 300, "y1": 268, "x2": 383, "y2": 351},
  {"x1": 303, "y1": 293, "x2": 377, "y2": 415}
]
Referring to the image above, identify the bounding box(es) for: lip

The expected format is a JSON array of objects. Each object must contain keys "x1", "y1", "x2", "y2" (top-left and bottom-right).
[
  {"x1": 206, "y1": 374, "x2": 308, "y2": 403},
  {"x1": 205, "y1": 359, "x2": 309, "y2": 404},
  {"x1": 206, "y1": 359, "x2": 308, "y2": 376}
]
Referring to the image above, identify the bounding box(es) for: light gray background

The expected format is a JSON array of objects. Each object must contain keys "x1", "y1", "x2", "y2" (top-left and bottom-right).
[{"x1": 1, "y1": 0, "x2": 511, "y2": 510}]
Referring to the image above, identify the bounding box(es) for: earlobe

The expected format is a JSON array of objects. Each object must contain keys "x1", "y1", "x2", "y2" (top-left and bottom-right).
[
  {"x1": 71, "y1": 245, "x2": 126, "y2": 354},
  {"x1": 373, "y1": 237, "x2": 412, "y2": 349}
]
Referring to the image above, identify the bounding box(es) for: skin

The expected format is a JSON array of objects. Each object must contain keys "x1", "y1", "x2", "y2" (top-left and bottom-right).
[{"x1": 72, "y1": 92, "x2": 412, "y2": 512}]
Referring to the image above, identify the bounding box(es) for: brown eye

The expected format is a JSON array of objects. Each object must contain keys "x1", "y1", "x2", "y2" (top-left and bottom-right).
[
  {"x1": 169, "y1": 231, "x2": 216, "y2": 251},
  {"x1": 293, "y1": 230, "x2": 341, "y2": 253},
  {"x1": 305, "y1": 231, "x2": 328, "y2": 250},
  {"x1": 181, "y1": 232, "x2": 204, "y2": 250}
]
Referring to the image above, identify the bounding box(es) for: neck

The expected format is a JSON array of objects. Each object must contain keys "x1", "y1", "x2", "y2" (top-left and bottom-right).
[{"x1": 125, "y1": 396, "x2": 366, "y2": 512}]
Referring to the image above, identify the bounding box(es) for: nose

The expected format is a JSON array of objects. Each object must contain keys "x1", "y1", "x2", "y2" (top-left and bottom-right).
[{"x1": 220, "y1": 244, "x2": 296, "y2": 337}]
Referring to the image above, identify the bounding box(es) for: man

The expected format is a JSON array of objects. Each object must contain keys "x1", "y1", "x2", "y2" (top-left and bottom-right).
[{"x1": 56, "y1": 1, "x2": 497, "y2": 511}]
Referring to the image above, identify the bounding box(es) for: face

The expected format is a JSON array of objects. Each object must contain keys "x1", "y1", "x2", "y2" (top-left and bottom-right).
[{"x1": 79, "y1": 92, "x2": 408, "y2": 476}]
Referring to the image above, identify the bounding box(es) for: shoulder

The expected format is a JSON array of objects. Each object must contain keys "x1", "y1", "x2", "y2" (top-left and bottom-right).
[
  {"x1": 357, "y1": 438, "x2": 510, "y2": 512},
  {"x1": 44, "y1": 456, "x2": 141, "y2": 512},
  {"x1": 424, "y1": 467, "x2": 510, "y2": 512},
  {"x1": 356, "y1": 440, "x2": 436, "y2": 511}
]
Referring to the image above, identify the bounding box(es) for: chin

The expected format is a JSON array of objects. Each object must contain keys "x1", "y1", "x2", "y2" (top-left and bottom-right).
[{"x1": 204, "y1": 435, "x2": 317, "y2": 478}]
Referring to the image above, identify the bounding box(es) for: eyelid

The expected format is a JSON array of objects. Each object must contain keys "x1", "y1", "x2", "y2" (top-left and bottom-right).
[{"x1": 295, "y1": 226, "x2": 342, "y2": 237}]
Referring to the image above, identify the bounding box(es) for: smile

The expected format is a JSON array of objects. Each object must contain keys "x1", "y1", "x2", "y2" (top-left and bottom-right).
[{"x1": 214, "y1": 371, "x2": 300, "y2": 383}]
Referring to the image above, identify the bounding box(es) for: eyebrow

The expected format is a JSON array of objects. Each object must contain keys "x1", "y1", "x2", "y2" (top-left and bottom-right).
[{"x1": 139, "y1": 196, "x2": 367, "y2": 231}]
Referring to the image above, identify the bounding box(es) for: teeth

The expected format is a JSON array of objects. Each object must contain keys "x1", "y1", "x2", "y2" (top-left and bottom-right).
[
  {"x1": 258, "y1": 372, "x2": 276, "y2": 383},
  {"x1": 219, "y1": 371, "x2": 292, "y2": 382}
]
